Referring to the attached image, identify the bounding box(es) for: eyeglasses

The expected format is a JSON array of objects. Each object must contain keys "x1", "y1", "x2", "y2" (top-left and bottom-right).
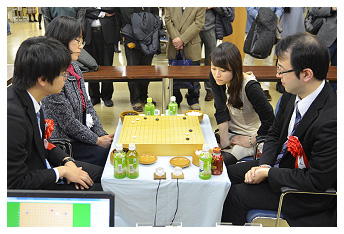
[
  {"x1": 277, "y1": 67, "x2": 294, "y2": 75},
  {"x1": 74, "y1": 38, "x2": 86, "y2": 47}
]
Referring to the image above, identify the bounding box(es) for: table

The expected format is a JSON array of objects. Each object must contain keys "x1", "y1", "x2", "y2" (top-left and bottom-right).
[
  {"x1": 101, "y1": 114, "x2": 231, "y2": 227},
  {"x1": 82, "y1": 65, "x2": 337, "y2": 113},
  {"x1": 7, "y1": 64, "x2": 337, "y2": 113}
]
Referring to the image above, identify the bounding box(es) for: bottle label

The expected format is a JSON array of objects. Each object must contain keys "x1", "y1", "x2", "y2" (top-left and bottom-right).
[
  {"x1": 118, "y1": 164, "x2": 123, "y2": 173},
  {"x1": 129, "y1": 164, "x2": 134, "y2": 173},
  {"x1": 199, "y1": 160, "x2": 205, "y2": 172}
]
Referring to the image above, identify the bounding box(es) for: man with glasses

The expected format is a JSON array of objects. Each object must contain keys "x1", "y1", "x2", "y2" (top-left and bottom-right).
[
  {"x1": 221, "y1": 33, "x2": 337, "y2": 226},
  {"x1": 8, "y1": 36, "x2": 103, "y2": 191}
]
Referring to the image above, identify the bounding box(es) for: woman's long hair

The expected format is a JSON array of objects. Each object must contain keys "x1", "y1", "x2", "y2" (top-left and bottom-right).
[{"x1": 210, "y1": 42, "x2": 244, "y2": 109}]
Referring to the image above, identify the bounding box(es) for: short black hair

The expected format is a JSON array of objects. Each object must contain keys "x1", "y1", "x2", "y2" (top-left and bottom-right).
[
  {"x1": 12, "y1": 36, "x2": 71, "y2": 90},
  {"x1": 275, "y1": 33, "x2": 330, "y2": 80},
  {"x1": 45, "y1": 15, "x2": 85, "y2": 49}
]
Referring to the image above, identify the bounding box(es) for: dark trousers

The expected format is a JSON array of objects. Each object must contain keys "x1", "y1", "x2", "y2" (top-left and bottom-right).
[
  {"x1": 222, "y1": 160, "x2": 281, "y2": 225},
  {"x1": 44, "y1": 160, "x2": 103, "y2": 191},
  {"x1": 85, "y1": 28, "x2": 114, "y2": 101},
  {"x1": 71, "y1": 141, "x2": 109, "y2": 167},
  {"x1": 222, "y1": 160, "x2": 337, "y2": 226},
  {"x1": 125, "y1": 46, "x2": 154, "y2": 104},
  {"x1": 173, "y1": 60, "x2": 201, "y2": 106}
]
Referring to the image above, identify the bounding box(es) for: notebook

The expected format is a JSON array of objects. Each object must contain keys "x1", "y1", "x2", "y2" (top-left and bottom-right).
[{"x1": 7, "y1": 189, "x2": 115, "y2": 227}]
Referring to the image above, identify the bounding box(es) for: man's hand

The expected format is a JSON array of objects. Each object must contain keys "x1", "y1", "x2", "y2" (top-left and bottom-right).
[
  {"x1": 105, "y1": 12, "x2": 115, "y2": 17},
  {"x1": 57, "y1": 166, "x2": 94, "y2": 190},
  {"x1": 244, "y1": 166, "x2": 270, "y2": 184},
  {"x1": 96, "y1": 134, "x2": 114, "y2": 148},
  {"x1": 172, "y1": 37, "x2": 184, "y2": 50}
]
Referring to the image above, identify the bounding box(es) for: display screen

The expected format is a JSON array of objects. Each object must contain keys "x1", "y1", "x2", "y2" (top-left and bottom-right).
[{"x1": 7, "y1": 196, "x2": 112, "y2": 227}]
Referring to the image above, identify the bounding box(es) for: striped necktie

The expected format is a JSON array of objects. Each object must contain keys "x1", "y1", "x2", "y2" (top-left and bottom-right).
[
  {"x1": 36, "y1": 111, "x2": 42, "y2": 138},
  {"x1": 274, "y1": 101, "x2": 302, "y2": 167}
]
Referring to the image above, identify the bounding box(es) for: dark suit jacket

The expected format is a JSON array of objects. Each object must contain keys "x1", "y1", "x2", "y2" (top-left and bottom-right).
[
  {"x1": 259, "y1": 82, "x2": 337, "y2": 226},
  {"x1": 7, "y1": 86, "x2": 68, "y2": 189},
  {"x1": 84, "y1": 7, "x2": 119, "y2": 45}
]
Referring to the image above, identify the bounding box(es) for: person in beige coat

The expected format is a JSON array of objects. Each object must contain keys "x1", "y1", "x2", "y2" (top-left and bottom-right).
[{"x1": 165, "y1": 7, "x2": 205, "y2": 110}]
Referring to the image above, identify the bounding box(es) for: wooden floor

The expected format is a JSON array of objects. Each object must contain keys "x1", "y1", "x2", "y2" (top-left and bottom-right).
[{"x1": 7, "y1": 20, "x2": 282, "y2": 134}]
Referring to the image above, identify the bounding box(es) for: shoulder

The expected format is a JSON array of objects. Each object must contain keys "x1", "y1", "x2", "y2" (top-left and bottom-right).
[
  {"x1": 7, "y1": 87, "x2": 27, "y2": 113},
  {"x1": 243, "y1": 71, "x2": 257, "y2": 80},
  {"x1": 71, "y1": 62, "x2": 83, "y2": 76},
  {"x1": 243, "y1": 72, "x2": 259, "y2": 89}
]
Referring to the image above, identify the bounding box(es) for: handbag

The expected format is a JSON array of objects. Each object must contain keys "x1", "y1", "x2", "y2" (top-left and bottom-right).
[
  {"x1": 168, "y1": 50, "x2": 193, "y2": 89},
  {"x1": 304, "y1": 8, "x2": 324, "y2": 35},
  {"x1": 243, "y1": 8, "x2": 278, "y2": 59}
]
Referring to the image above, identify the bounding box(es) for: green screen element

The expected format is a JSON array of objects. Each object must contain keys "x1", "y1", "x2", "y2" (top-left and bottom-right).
[
  {"x1": 73, "y1": 203, "x2": 91, "y2": 227},
  {"x1": 7, "y1": 202, "x2": 20, "y2": 227}
]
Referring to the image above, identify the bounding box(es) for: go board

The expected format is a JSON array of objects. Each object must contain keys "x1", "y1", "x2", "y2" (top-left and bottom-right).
[{"x1": 118, "y1": 115, "x2": 205, "y2": 156}]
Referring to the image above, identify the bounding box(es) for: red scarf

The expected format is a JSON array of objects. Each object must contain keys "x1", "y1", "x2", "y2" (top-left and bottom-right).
[{"x1": 67, "y1": 64, "x2": 86, "y2": 111}]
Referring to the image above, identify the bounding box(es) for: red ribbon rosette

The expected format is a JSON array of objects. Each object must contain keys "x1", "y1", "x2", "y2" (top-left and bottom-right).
[
  {"x1": 287, "y1": 135, "x2": 309, "y2": 169},
  {"x1": 44, "y1": 119, "x2": 56, "y2": 150}
]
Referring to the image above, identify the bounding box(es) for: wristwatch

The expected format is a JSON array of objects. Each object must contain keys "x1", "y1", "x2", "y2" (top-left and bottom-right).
[{"x1": 61, "y1": 157, "x2": 75, "y2": 166}]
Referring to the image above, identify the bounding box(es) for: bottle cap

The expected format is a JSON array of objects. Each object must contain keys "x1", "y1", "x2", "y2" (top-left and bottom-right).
[
  {"x1": 116, "y1": 143, "x2": 123, "y2": 151},
  {"x1": 129, "y1": 143, "x2": 136, "y2": 150},
  {"x1": 213, "y1": 147, "x2": 221, "y2": 154},
  {"x1": 171, "y1": 96, "x2": 176, "y2": 102},
  {"x1": 147, "y1": 97, "x2": 152, "y2": 103},
  {"x1": 154, "y1": 109, "x2": 160, "y2": 115},
  {"x1": 202, "y1": 144, "x2": 210, "y2": 151}
]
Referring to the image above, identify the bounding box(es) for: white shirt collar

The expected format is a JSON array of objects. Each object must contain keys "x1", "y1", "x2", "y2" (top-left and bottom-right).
[
  {"x1": 288, "y1": 80, "x2": 325, "y2": 136},
  {"x1": 27, "y1": 91, "x2": 41, "y2": 114},
  {"x1": 295, "y1": 80, "x2": 325, "y2": 118}
]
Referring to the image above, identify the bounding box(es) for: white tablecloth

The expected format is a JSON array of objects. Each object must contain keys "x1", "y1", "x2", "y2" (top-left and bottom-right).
[{"x1": 101, "y1": 114, "x2": 231, "y2": 227}]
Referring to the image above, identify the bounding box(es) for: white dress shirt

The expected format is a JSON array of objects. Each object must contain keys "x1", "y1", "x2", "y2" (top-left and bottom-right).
[
  {"x1": 287, "y1": 80, "x2": 326, "y2": 136},
  {"x1": 90, "y1": 7, "x2": 105, "y2": 27}
]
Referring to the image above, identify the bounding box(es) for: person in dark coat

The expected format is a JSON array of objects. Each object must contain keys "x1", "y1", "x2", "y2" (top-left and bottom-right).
[
  {"x1": 120, "y1": 7, "x2": 160, "y2": 112},
  {"x1": 221, "y1": 33, "x2": 337, "y2": 227},
  {"x1": 84, "y1": 7, "x2": 120, "y2": 107}
]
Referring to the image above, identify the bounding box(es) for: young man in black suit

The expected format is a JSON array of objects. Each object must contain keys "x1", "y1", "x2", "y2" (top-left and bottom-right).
[
  {"x1": 7, "y1": 36, "x2": 103, "y2": 191},
  {"x1": 221, "y1": 33, "x2": 337, "y2": 226}
]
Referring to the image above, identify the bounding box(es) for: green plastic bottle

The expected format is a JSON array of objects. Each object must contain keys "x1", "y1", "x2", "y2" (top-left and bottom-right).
[
  {"x1": 145, "y1": 97, "x2": 155, "y2": 116},
  {"x1": 168, "y1": 96, "x2": 178, "y2": 116},
  {"x1": 126, "y1": 143, "x2": 139, "y2": 179},
  {"x1": 199, "y1": 144, "x2": 212, "y2": 180},
  {"x1": 113, "y1": 143, "x2": 126, "y2": 179}
]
